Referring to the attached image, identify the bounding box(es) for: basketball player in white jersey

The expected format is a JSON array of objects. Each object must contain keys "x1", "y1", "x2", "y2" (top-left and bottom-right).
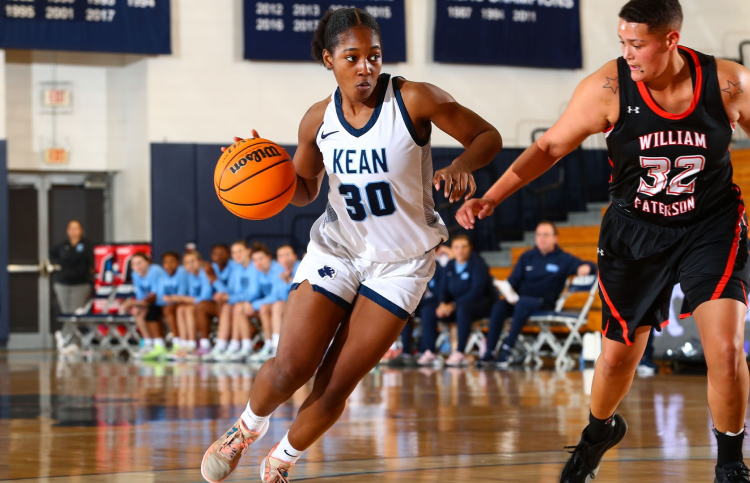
[{"x1": 201, "y1": 7, "x2": 503, "y2": 483}]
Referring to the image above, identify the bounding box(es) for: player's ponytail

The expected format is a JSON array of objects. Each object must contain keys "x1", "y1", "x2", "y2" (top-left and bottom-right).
[{"x1": 311, "y1": 7, "x2": 381, "y2": 67}]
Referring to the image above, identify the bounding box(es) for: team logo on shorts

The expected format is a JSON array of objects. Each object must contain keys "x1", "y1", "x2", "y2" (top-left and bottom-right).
[{"x1": 318, "y1": 266, "x2": 337, "y2": 280}]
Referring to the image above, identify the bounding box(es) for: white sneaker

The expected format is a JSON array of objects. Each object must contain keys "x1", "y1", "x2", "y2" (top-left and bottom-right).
[
  {"x1": 228, "y1": 348, "x2": 252, "y2": 362},
  {"x1": 249, "y1": 344, "x2": 273, "y2": 363},
  {"x1": 213, "y1": 348, "x2": 239, "y2": 362},
  {"x1": 203, "y1": 346, "x2": 225, "y2": 362}
]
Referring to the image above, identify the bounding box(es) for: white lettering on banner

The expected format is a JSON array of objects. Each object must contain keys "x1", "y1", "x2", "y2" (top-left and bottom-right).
[{"x1": 449, "y1": 0, "x2": 576, "y2": 8}]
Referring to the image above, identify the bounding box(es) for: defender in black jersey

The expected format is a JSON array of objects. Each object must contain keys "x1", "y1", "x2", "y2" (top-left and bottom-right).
[{"x1": 457, "y1": 1, "x2": 750, "y2": 482}]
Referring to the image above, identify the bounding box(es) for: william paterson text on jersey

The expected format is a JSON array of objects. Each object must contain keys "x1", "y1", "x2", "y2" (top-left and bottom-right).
[
  {"x1": 639, "y1": 131, "x2": 707, "y2": 150},
  {"x1": 634, "y1": 196, "x2": 695, "y2": 217}
]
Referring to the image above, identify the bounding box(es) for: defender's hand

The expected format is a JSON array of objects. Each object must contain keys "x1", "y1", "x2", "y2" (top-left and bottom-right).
[{"x1": 456, "y1": 198, "x2": 496, "y2": 230}]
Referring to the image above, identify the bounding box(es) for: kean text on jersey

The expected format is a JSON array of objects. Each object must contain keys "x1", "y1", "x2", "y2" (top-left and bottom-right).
[{"x1": 332, "y1": 148, "x2": 388, "y2": 174}]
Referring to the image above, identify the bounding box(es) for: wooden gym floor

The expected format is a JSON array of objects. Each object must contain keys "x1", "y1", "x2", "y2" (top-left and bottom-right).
[{"x1": 0, "y1": 351, "x2": 742, "y2": 482}]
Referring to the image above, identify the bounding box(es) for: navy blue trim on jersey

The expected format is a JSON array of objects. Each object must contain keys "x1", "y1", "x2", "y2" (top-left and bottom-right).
[
  {"x1": 392, "y1": 76, "x2": 430, "y2": 147},
  {"x1": 290, "y1": 282, "x2": 352, "y2": 311},
  {"x1": 358, "y1": 285, "x2": 411, "y2": 320},
  {"x1": 315, "y1": 122, "x2": 324, "y2": 141},
  {"x1": 335, "y1": 73, "x2": 391, "y2": 138}
]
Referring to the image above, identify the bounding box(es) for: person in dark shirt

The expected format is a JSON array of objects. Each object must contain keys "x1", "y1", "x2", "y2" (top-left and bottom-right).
[
  {"x1": 436, "y1": 235, "x2": 498, "y2": 367},
  {"x1": 479, "y1": 221, "x2": 595, "y2": 368},
  {"x1": 49, "y1": 220, "x2": 94, "y2": 314}
]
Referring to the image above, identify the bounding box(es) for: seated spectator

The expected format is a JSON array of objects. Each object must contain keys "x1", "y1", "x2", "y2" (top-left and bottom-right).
[
  {"x1": 411, "y1": 261, "x2": 445, "y2": 366},
  {"x1": 157, "y1": 252, "x2": 188, "y2": 360},
  {"x1": 169, "y1": 251, "x2": 214, "y2": 360},
  {"x1": 247, "y1": 243, "x2": 284, "y2": 363},
  {"x1": 208, "y1": 241, "x2": 258, "y2": 362},
  {"x1": 383, "y1": 245, "x2": 452, "y2": 366},
  {"x1": 194, "y1": 244, "x2": 233, "y2": 357},
  {"x1": 210, "y1": 243, "x2": 235, "y2": 291},
  {"x1": 120, "y1": 252, "x2": 166, "y2": 360},
  {"x1": 436, "y1": 235, "x2": 497, "y2": 367},
  {"x1": 266, "y1": 244, "x2": 300, "y2": 359},
  {"x1": 480, "y1": 221, "x2": 595, "y2": 369}
]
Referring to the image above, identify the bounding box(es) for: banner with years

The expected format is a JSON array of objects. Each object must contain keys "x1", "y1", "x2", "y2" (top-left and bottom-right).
[
  {"x1": 245, "y1": 0, "x2": 406, "y2": 62},
  {"x1": 434, "y1": 0, "x2": 582, "y2": 69}
]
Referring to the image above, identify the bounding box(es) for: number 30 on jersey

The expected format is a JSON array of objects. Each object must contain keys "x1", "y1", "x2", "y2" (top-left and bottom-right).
[{"x1": 339, "y1": 182, "x2": 396, "y2": 221}]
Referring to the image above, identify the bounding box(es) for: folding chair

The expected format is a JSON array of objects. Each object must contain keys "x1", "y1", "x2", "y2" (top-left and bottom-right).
[{"x1": 525, "y1": 274, "x2": 599, "y2": 370}]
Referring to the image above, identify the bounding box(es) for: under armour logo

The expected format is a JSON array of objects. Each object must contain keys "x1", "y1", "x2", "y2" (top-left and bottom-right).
[
  {"x1": 597, "y1": 248, "x2": 605, "y2": 256},
  {"x1": 318, "y1": 266, "x2": 337, "y2": 280},
  {"x1": 628, "y1": 106, "x2": 640, "y2": 114}
]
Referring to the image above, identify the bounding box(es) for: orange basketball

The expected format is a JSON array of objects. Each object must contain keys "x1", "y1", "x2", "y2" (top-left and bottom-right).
[{"x1": 214, "y1": 138, "x2": 296, "y2": 220}]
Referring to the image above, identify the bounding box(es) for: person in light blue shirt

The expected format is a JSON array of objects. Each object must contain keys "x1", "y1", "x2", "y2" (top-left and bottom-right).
[
  {"x1": 156, "y1": 252, "x2": 188, "y2": 354},
  {"x1": 258, "y1": 244, "x2": 300, "y2": 362},
  {"x1": 247, "y1": 243, "x2": 290, "y2": 362},
  {"x1": 272, "y1": 245, "x2": 300, "y2": 303},
  {"x1": 206, "y1": 240, "x2": 259, "y2": 362},
  {"x1": 120, "y1": 252, "x2": 167, "y2": 359},
  {"x1": 210, "y1": 243, "x2": 235, "y2": 294},
  {"x1": 169, "y1": 250, "x2": 215, "y2": 359}
]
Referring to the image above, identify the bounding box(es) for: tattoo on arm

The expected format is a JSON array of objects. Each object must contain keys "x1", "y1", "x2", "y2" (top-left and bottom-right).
[
  {"x1": 722, "y1": 80, "x2": 744, "y2": 99},
  {"x1": 603, "y1": 77, "x2": 619, "y2": 94}
]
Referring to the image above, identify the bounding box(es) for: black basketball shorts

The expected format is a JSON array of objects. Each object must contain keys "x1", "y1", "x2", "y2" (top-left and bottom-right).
[
  {"x1": 145, "y1": 304, "x2": 163, "y2": 323},
  {"x1": 597, "y1": 200, "x2": 749, "y2": 345}
]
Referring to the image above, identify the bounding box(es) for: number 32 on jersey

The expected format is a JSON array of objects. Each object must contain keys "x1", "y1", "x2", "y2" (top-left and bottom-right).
[{"x1": 638, "y1": 155, "x2": 705, "y2": 196}]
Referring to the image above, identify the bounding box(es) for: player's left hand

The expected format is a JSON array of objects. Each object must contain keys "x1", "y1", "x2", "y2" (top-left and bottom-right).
[
  {"x1": 577, "y1": 264, "x2": 592, "y2": 277},
  {"x1": 433, "y1": 163, "x2": 476, "y2": 203}
]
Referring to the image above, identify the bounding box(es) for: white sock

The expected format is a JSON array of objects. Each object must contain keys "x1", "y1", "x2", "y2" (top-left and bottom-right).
[
  {"x1": 265, "y1": 338, "x2": 272, "y2": 348},
  {"x1": 272, "y1": 334, "x2": 280, "y2": 349},
  {"x1": 271, "y1": 432, "x2": 303, "y2": 464},
  {"x1": 227, "y1": 340, "x2": 241, "y2": 353},
  {"x1": 186, "y1": 340, "x2": 197, "y2": 350},
  {"x1": 242, "y1": 339, "x2": 254, "y2": 351},
  {"x1": 215, "y1": 339, "x2": 228, "y2": 351},
  {"x1": 154, "y1": 338, "x2": 165, "y2": 348},
  {"x1": 241, "y1": 401, "x2": 271, "y2": 433},
  {"x1": 200, "y1": 338, "x2": 211, "y2": 349},
  {"x1": 142, "y1": 338, "x2": 154, "y2": 348},
  {"x1": 172, "y1": 337, "x2": 181, "y2": 347}
]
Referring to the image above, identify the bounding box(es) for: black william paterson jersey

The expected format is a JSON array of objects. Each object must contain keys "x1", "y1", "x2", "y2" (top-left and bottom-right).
[{"x1": 605, "y1": 46, "x2": 739, "y2": 226}]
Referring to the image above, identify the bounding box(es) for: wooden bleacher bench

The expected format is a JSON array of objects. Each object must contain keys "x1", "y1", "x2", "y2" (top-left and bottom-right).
[{"x1": 511, "y1": 244, "x2": 598, "y2": 265}]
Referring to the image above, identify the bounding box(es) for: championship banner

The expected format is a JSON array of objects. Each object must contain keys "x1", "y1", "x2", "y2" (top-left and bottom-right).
[
  {"x1": 0, "y1": 0, "x2": 171, "y2": 54},
  {"x1": 434, "y1": 0, "x2": 582, "y2": 69},
  {"x1": 245, "y1": 0, "x2": 406, "y2": 62}
]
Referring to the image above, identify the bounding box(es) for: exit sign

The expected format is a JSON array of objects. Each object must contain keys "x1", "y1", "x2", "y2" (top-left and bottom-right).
[
  {"x1": 42, "y1": 88, "x2": 72, "y2": 108},
  {"x1": 43, "y1": 148, "x2": 70, "y2": 165}
]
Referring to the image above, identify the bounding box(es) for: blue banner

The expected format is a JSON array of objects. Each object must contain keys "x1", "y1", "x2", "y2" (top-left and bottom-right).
[
  {"x1": 244, "y1": 1, "x2": 405, "y2": 62},
  {"x1": 434, "y1": 0, "x2": 581, "y2": 69},
  {"x1": 0, "y1": 0, "x2": 171, "y2": 55}
]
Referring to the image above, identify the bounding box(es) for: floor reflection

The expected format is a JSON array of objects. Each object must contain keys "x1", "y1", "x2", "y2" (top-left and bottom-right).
[{"x1": 0, "y1": 351, "x2": 738, "y2": 482}]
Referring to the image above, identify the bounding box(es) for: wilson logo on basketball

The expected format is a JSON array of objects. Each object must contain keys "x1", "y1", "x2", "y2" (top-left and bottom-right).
[{"x1": 228, "y1": 146, "x2": 282, "y2": 174}]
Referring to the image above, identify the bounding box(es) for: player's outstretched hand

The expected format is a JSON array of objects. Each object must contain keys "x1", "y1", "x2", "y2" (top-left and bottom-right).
[
  {"x1": 433, "y1": 164, "x2": 476, "y2": 203},
  {"x1": 456, "y1": 198, "x2": 496, "y2": 230},
  {"x1": 220, "y1": 130, "x2": 260, "y2": 152}
]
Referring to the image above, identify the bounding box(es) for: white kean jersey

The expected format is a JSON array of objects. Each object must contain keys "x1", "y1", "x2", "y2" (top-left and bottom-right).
[{"x1": 312, "y1": 73, "x2": 449, "y2": 264}]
